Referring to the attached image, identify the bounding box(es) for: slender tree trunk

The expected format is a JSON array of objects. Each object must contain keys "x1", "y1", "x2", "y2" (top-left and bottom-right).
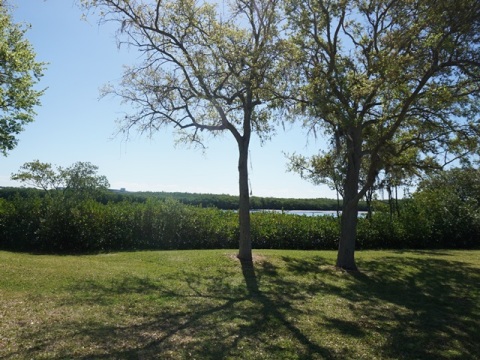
[
  {"x1": 336, "y1": 127, "x2": 361, "y2": 271},
  {"x1": 395, "y1": 186, "x2": 401, "y2": 217},
  {"x1": 368, "y1": 189, "x2": 373, "y2": 219},
  {"x1": 237, "y1": 138, "x2": 252, "y2": 261},
  {"x1": 335, "y1": 188, "x2": 341, "y2": 218},
  {"x1": 387, "y1": 185, "x2": 394, "y2": 220}
]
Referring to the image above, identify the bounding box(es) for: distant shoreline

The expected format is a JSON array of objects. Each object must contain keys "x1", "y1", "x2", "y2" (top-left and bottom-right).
[{"x1": 0, "y1": 186, "x2": 373, "y2": 211}]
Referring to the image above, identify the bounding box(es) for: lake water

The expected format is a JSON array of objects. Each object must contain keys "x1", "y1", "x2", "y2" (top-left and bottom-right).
[{"x1": 251, "y1": 209, "x2": 368, "y2": 217}]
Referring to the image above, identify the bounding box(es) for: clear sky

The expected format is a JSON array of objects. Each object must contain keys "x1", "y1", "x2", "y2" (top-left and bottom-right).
[{"x1": 1, "y1": 0, "x2": 336, "y2": 199}]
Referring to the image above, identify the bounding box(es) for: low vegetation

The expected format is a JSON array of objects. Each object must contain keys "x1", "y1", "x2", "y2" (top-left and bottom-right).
[
  {"x1": 0, "y1": 195, "x2": 337, "y2": 253},
  {"x1": 1, "y1": 249, "x2": 478, "y2": 359},
  {"x1": 0, "y1": 191, "x2": 478, "y2": 253}
]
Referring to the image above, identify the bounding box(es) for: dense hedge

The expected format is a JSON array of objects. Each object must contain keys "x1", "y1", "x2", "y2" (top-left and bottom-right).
[
  {"x1": 0, "y1": 197, "x2": 238, "y2": 253},
  {"x1": 0, "y1": 195, "x2": 342, "y2": 253},
  {"x1": 0, "y1": 193, "x2": 478, "y2": 253}
]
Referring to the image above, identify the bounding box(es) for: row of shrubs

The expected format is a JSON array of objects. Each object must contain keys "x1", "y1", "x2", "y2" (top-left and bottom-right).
[
  {"x1": 0, "y1": 196, "x2": 343, "y2": 253},
  {"x1": 0, "y1": 195, "x2": 478, "y2": 253}
]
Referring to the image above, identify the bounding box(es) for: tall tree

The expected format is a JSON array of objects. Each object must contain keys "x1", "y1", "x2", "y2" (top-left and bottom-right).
[
  {"x1": 80, "y1": 0, "x2": 284, "y2": 261},
  {"x1": 0, "y1": 1, "x2": 45, "y2": 155},
  {"x1": 285, "y1": 0, "x2": 480, "y2": 269}
]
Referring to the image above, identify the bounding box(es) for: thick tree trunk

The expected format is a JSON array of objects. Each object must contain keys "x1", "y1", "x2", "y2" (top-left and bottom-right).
[
  {"x1": 336, "y1": 127, "x2": 362, "y2": 271},
  {"x1": 237, "y1": 139, "x2": 252, "y2": 261},
  {"x1": 337, "y1": 197, "x2": 359, "y2": 271}
]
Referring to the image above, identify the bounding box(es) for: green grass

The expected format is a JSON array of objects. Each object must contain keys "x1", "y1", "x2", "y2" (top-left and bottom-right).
[{"x1": 1, "y1": 250, "x2": 479, "y2": 359}]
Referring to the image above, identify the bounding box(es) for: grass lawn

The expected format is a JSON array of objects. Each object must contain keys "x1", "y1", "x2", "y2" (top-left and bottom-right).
[{"x1": 0, "y1": 249, "x2": 479, "y2": 359}]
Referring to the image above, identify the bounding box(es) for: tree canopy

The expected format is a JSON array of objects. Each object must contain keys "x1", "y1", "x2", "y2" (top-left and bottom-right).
[
  {"x1": 0, "y1": 1, "x2": 46, "y2": 156},
  {"x1": 80, "y1": 0, "x2": 285, "y2": 261},
  {"x1": 285, "y1": 0, "x2": 480, "y2": 269}
]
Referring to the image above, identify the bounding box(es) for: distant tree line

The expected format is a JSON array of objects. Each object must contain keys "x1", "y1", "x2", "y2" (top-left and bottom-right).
[
  {"x1": 109, "y1": 191, "x2": 370, "y2": 212},
  {"x1": 0, "y1": 187, "x2": 369, "y2": 211}
]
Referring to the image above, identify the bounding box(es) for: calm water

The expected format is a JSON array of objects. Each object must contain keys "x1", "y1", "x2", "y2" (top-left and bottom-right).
[{"x1": 251, "y1": 209, "x2": 368, "y2": 217}]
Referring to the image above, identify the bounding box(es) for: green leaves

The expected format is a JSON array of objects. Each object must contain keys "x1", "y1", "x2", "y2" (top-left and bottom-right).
[
  {"x1": 81, "y1": 0, "x2": 284, "y2": 145},
  {"x1": 10, "y1": 160, "x2": 58, "y2": 192},
  {"x1": 11, "y1": 160, "x2": 110, "y2": 200},
  {"x1": 285, "y1": 0, "x2": 480, "y2": 200},
  {"x1": 0, "y1": 3, "x2": 46, "y2": 155}
]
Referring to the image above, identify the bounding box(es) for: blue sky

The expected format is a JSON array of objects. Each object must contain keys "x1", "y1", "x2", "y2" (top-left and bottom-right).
[{"x1": 1, "y1": 0, "x2": 336, "y2": 199}]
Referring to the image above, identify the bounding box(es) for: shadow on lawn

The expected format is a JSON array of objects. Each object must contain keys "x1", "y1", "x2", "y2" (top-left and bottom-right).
[
  {"x1": 9, "y1": 253, "x2": 480, "y2": 360},
  {"x1": 239, "y1": 259, "x2": 332, "y2": 359},
  {"x1": 282, "y1": 254, "x2": 480, "y2": 359},
  {"x1": 12, "y1": 260, "x2": 334, "y2": 359}
]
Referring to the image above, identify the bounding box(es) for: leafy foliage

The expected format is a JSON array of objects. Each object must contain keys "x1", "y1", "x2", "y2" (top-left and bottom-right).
[
  {"x1": 11, "y1": 160, "x2": 110, "y2": 200},
  {"x1": 0, "y1": 1, "x2": 46, "y2": 155},
  {"x1": 410, "y1": 168, "x2": 480, "y2": 248},
  {"x1": 112, "y1": 191, "x2": 357, "y2": 211},
  {"x1": 0, "y1": 186, "x2": 367, "y2": 210},
  {"x1": 354, "y1": 168, "x2": 480, "y2": 249},
  {"x1": 10, "y1": 160, "x2": 58, "y2": 192}
]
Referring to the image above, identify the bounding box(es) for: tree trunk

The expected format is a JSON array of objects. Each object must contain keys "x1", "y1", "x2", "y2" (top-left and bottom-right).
[
  {"x1": 395, "y1": 186, "x2": 401, "y2": 217},
  {"x1": 336, "y1": 127, "x2": 361, "y2": 271},
  {"x1": 337, "y1": 197, "x2": 359, "y2": 270},
  {"x1": 237, "y1": 139, "x2": 252, "y2": 261}
]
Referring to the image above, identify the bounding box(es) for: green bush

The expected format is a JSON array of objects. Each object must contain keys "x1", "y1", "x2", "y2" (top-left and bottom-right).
[
  {"x1": 0, "y1": 196, "x2": 241, "y2": 253},
  {"x1": 251, "y1": 211, "x2": 338, "y2": 250},
  {"x1": 1, "y1": 183, "x2": 479, "y2": 253},
  {"x1": 0, "y1": 196, "x2": 339, "y2": 253},
  {"x1": 356, "y1": 193, "x2": 480, "y2": 250},
  {"x1": 0, "y1": 194, "x2": 42, "y2": 251}
]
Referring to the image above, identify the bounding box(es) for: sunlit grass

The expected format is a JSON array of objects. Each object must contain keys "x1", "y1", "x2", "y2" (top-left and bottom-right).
[{"x1": 1, "y1": 249, "x2": 479, "y2": 359}]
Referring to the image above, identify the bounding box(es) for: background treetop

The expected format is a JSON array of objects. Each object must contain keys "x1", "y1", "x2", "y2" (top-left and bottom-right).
[{"x1": 11, "y1": 160, "x2": 110, "y2": 199}]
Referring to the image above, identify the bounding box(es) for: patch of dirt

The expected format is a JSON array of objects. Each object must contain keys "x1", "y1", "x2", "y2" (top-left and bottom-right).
[{"x1": 225, "y1": 253, "x2": 267, "y2": 264}]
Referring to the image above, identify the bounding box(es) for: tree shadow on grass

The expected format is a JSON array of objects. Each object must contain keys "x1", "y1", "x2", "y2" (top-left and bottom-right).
[
  {"x1": 8, "y1": 258, "x2": 334, "y2": 359},
  {"x1": 239, "y1": 259, "x2": 332, "y2": 359},
  {"x1": 6, "y1": 252, "x2": 479, "y2": 360},
  {"x1": 363, "y1": 257, "x2": 479, "y2": 359},
  {"x1": 281, "y1": 254, "x2": 480, "y2": 360}
]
